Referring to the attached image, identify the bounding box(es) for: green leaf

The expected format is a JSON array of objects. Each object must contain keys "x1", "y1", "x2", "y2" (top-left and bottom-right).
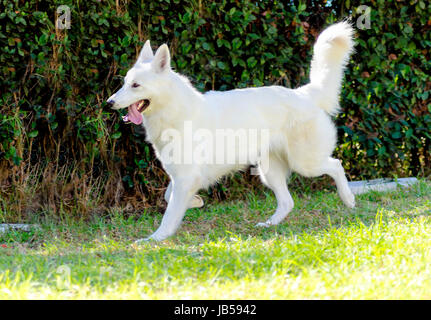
[
  {"x1": 217, "y1": 61, "x2": 227, "y2": 70},
  {"x1": 202, "y1": 42, "x2": 210, "y2": 51},
  {"x1": 112, "y1": 132, "x2": 121, "y2": 139},
  {"x1": 28, "y1": 130, "x2": 38, "y2": 138},
  {"x1": 391, "y1": 131, "x2": 402, "y2": 139},
  {"x1": 247, "y1": 57, "x2": 257, "y2": 68}
]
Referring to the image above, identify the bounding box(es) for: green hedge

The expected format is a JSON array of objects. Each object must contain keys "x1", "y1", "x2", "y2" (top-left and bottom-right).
[{"x1": 0, "y1": 0, "x2": 430, "y2": 214}]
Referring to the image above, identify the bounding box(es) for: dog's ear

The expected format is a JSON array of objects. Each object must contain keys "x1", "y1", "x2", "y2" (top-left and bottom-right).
[
  {"x1": 151, "y1": 44, "x2": 170, "y2": 73},
  {"x1": 137, "y1": 40, "x2": 154, "y2": 63}
]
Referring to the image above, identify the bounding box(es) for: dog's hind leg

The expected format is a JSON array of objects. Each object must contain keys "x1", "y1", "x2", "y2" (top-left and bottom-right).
[
  {"x1": 189, "y1": 195, "x2": 204, "y2": 208},
  {"x1": 296, "y1": 157, "x2": 355, "y2": 208},
  {"x1": 256, "y1": 155, "x2": 294, "y2": 227},
  {"x1": 320, "y1": 157, "x2": 355, "y2": 208},
  {"x1": 165, "y1": 181, "x2": 204, "y2": 208}
]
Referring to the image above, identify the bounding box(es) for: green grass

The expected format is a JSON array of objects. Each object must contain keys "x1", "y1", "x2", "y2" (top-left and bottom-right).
[{"x1": 1, "y1": 180, "x2": 431, "y2": 299}]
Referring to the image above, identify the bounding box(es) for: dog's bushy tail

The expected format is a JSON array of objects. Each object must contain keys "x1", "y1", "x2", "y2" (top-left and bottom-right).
[{"x1": 308, "y1": 21, "x2": 354, "y2": 115}]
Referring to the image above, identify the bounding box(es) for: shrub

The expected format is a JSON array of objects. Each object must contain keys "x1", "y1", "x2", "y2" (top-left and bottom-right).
[{"x1": 0, "y1": 0, "x2": 430, "y2": 218}]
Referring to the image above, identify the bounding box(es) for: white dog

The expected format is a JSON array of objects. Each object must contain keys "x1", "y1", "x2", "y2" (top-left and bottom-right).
[{"x1": 107, "y1": 22, "x2": 355, "y2": 241}]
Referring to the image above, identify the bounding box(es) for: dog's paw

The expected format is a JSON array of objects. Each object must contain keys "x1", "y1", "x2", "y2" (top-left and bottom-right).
[
  {"x1": 340, "y1": 189, "x2": 355, "y2": 209},
  {"x1": 189, "y1": 195, "x2": 204, "y2": 209},
  {"x1": 140, "y1": 231, "x2": 171, "y2": 242},
  {"x1": 255, "y1": 221, "x2": 272, "y2": 228},
  {"x1": 134, "y1": 234, "x2": 165, "y2": 244},
  {"x1": 345, "y1": 198, "x2": 355, "y2": 209}
]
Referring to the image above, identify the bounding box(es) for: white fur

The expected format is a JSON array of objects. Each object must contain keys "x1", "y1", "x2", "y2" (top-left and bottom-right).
[{"x1": 108, "y1": 22, "x2": 356, "y2": 241}]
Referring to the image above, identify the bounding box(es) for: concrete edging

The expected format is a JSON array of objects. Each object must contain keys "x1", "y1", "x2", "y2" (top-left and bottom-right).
[{"x1": 348, "y1": 177, "x2": 418, "y2": 195}]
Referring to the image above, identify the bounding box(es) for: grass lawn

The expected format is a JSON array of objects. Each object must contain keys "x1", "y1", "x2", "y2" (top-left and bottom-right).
[{"x1": 1, "y1": 179, "x2": 431, "y2": 299}]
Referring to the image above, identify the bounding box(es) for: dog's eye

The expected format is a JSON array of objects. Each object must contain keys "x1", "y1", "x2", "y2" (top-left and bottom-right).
[{"x1": 132, "y1": 83, "x2": 140, "y2": 88}]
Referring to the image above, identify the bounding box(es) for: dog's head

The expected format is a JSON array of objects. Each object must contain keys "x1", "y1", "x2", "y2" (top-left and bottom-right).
[{"x1": 106, "y1": 40, "x2": 171, "y2": 125}]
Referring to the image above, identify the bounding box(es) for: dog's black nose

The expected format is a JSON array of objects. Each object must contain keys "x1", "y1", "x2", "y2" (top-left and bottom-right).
[{"x1": 106, "y1": 100, "x2": 115, "y2": 108}]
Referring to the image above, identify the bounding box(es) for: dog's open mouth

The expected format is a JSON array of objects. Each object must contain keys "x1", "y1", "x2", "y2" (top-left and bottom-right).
[{"x1": 122, "y1": 99, "x2": 150, "y2": 125}]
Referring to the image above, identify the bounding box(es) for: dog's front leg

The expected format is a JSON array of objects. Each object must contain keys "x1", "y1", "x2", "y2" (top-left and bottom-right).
[{"x1": 143, "y1": 177, "x2": 199, "y2": 241}]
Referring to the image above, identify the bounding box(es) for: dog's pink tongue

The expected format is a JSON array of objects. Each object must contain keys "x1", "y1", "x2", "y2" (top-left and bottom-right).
[{"x1": 123, "y1": 102, "x2": 143, "y2": 125}]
